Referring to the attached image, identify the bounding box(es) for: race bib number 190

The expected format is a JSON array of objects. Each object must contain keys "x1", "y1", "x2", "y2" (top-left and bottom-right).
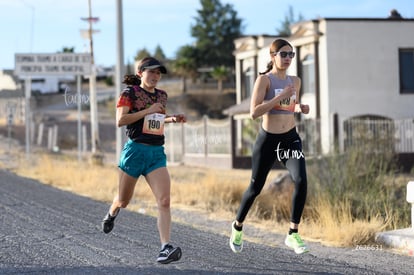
[
  {"x1": 273, "y1": 88, "x2": 296, "y2": 112},
  {"x1": 142, "y1": 113, "x2": 165, "y2": 135}
]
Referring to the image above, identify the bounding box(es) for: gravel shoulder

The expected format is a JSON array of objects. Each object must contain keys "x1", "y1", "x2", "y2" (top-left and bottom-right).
[{"x1": 1, "y1": 168, "x2": 414, "y2": 275}]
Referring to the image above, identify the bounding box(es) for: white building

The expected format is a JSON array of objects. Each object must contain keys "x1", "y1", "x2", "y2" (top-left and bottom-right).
[
  {"x1": 228, "y1": 15, "x2": 414, "y2": 169},
  {"x1": 0, "y1": 70, "x2": 24, "y2": 124}
]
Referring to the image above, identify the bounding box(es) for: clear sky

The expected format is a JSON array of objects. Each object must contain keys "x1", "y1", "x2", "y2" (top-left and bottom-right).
[{"x1": 1, "y1": 0, "x2": 413, "y2": 70}]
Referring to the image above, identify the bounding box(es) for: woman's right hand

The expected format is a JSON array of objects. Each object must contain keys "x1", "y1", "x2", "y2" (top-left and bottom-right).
[
  {"x1": 147, "y1": 103, "x2": 165, "y2": 114},
  {"x1": 280, "y1": 84, "x2": 296, "y2": 100}
]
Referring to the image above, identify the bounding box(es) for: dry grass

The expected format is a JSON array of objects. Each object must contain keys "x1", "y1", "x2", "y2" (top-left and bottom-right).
[
  {"x1": 304, "y1": 196, "x2": 386, "y2": 246},
  {"x1": 3, "y1": 150, "x2": 398, "y2": 247},
  {"x1": 16, "y1": 153, "x2": 119, "y2": 202}
]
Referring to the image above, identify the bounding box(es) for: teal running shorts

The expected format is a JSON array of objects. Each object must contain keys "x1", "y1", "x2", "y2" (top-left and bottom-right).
[{"x1": 118, "y1": 139, "x2": 167, "y2": 178}]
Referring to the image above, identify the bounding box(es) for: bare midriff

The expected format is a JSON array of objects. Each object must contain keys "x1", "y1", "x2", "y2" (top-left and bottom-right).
[{"x1": 262, "y1": 113, "x2": 296, "y2": 134}]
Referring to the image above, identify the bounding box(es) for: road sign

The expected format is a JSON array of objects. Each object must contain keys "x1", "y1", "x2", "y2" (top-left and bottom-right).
[
  {"x1": 14, "y1": 53, "x2": 92, "y2": 159},
  {"x1": 14, "y1": 53, "x2": 92, "y2": 76}
]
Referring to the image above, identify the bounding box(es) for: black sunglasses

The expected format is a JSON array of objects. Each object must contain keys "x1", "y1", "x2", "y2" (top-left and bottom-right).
[{"x1": 274, "y1": 51, "x2": 295, "y2": 58}]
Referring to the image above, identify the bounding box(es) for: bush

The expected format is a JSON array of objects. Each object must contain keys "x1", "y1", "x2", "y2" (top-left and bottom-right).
[{"x1": 306, "y1": 144, "x2": 410, "y2": 231}]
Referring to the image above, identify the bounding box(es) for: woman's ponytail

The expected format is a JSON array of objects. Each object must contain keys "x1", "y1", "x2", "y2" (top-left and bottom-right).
[{"x1": 122, "y1": 74, "x2": 141, "y2": 86}]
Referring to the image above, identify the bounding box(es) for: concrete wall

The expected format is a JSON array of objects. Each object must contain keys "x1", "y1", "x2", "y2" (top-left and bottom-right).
[
  {"x1": 321, "y1": 19, "x2": 414, "y2": 153},
  {"x1": 324, "y1": 20, "x2": 414, "y2": 121}
]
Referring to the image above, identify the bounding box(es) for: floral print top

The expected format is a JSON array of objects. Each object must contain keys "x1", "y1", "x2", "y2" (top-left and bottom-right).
[{"x1": 117, "y1": 85, "x2": 168, "y2": 145}]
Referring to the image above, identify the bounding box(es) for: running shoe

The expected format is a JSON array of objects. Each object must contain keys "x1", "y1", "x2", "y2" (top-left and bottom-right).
[
  {"x1": 102, "y1": 212, "x2": 117, "y2": 233},
  {"x1": 157, "y1": 244, "x2": 182, "y2": 264},
  {"x1": 284, "y1": 232, "x2": 310, "y2": 254},
  {"x1": 229, "y1": 221, "x2": 243, "y2": 253}
]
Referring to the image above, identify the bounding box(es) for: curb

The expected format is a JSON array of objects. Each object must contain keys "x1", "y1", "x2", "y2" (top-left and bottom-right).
[{"x1": 375, "y1": 228, "x2": 414, "y2": 256}]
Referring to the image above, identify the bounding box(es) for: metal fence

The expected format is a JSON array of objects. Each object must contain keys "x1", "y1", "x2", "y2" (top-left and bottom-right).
[
  {"x1": 343, "y1": 118, "x2": 414, "y2": 153},
  {"x1": 164, "y1": 116, "x2": 231, "y2": 164},
  {"x1": 296, "y1": 118, "x2": 321, "y2": 156},
  {"x1": 394, "y1": 119, "x2": 414, "y2": 152},
  {"x1": 165, "y1": 116, "x2": 414, "y2": 165}
]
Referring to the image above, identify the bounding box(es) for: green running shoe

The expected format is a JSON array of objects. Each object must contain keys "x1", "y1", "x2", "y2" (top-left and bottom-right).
[
  {"x1": 285, "y1": 232, "x2": 310, "y2": 254},
  {"x1": 229, "y1": 221, "x2": 243, "y2": 253}
]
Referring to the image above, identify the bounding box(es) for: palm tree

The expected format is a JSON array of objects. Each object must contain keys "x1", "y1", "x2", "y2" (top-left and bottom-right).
[
  {"x1": 211, "y1": 65, "x2": 230, "y2": 93},
  {"x1": 173, "y1": 45, "x2": 199, "y2": 94},
  {"x1": 172, "y1": 58, "x2": 197, "y2": 94}
]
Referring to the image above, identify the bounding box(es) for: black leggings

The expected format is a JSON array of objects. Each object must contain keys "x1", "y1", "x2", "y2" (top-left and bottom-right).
[{"x1": 236, "y1": 126, "x2": 307, "y2": 224}]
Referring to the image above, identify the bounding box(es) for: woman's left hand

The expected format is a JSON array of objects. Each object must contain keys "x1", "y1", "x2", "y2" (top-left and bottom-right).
[
  {"x1": 300, "y1": 104, "x2": 310, "y2": 114},
  {"x1": 173, "y1": 114, "x2": 187, "y2": 123}
]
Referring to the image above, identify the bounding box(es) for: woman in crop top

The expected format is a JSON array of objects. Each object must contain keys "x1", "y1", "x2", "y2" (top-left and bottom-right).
[
  {"x1": 229, "y1": 39, "x2": 311, "y2": 255},
  {"x1": 101, "y1": 57, "x2": 185, "y2": 264}
]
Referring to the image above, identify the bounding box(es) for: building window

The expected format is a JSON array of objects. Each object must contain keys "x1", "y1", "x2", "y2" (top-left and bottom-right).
[
  {"x1": 399, "y1": 49, "x2": 414, "y2": 94},
  {"x1": 244, "y1": 66, "x2": 255, "y2": 99},
  {"x1": 301, "y1": 54, "x2": 315, "y2": 95}
]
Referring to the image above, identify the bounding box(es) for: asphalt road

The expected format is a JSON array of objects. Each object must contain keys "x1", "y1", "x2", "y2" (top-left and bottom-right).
[{"x1": 1, "y1": 169, "x2": 413, "y2": 275}]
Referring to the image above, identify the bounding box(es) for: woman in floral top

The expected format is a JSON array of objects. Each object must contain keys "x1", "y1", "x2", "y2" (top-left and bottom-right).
[{"x1": 102, "y1": 57, "x2": 186, "y2": 264}]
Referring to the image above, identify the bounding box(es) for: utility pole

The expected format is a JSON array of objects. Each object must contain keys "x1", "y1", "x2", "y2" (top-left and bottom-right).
[
  {"x1": 20, "y1": 0, "x2": 35, "y2": 160},
  {"x1": 115, "y1": 0, "x2": 125, "y2": 162},
  {"x1": 24, "y1": 78, "x2": 31, "y2": 158},
  {"x1": 82, "y1": 0, "x2": 100, "y2": 156}
]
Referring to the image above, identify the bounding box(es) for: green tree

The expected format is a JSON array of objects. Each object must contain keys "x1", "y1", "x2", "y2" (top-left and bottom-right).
[
  {"x1": 154, "y1": 44, "x2": 166, "y2": 62},
  {"x1": 191, "y1": 0, "x2": 243, "y2": 68},
  {"x1": 276, "y1": 5, "x2": 304, "y2": 36},
  {"x1": 173, "y1": 45, "x2": 199, "y2": 93},
  {"x1": 60, "y1": 47, "x2": 75, "y2": 53},
  {"x1": 211, "y1": 65, "x2": 230, "y2": 93},
  {"x1": 126, "y1": 58, "x2": 134, "y2": 75},
  {"x1": 134, "y1": 48, "x2": 151, "y2": 61}
]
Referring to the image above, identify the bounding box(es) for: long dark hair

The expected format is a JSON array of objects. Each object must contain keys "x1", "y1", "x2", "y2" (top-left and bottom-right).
[
  {"x1": 122, "y1": 74, "x2": 141, "y2": 86},
  {"x1": 259, "y1": 39, "x2": 293, "y2": 75}
]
